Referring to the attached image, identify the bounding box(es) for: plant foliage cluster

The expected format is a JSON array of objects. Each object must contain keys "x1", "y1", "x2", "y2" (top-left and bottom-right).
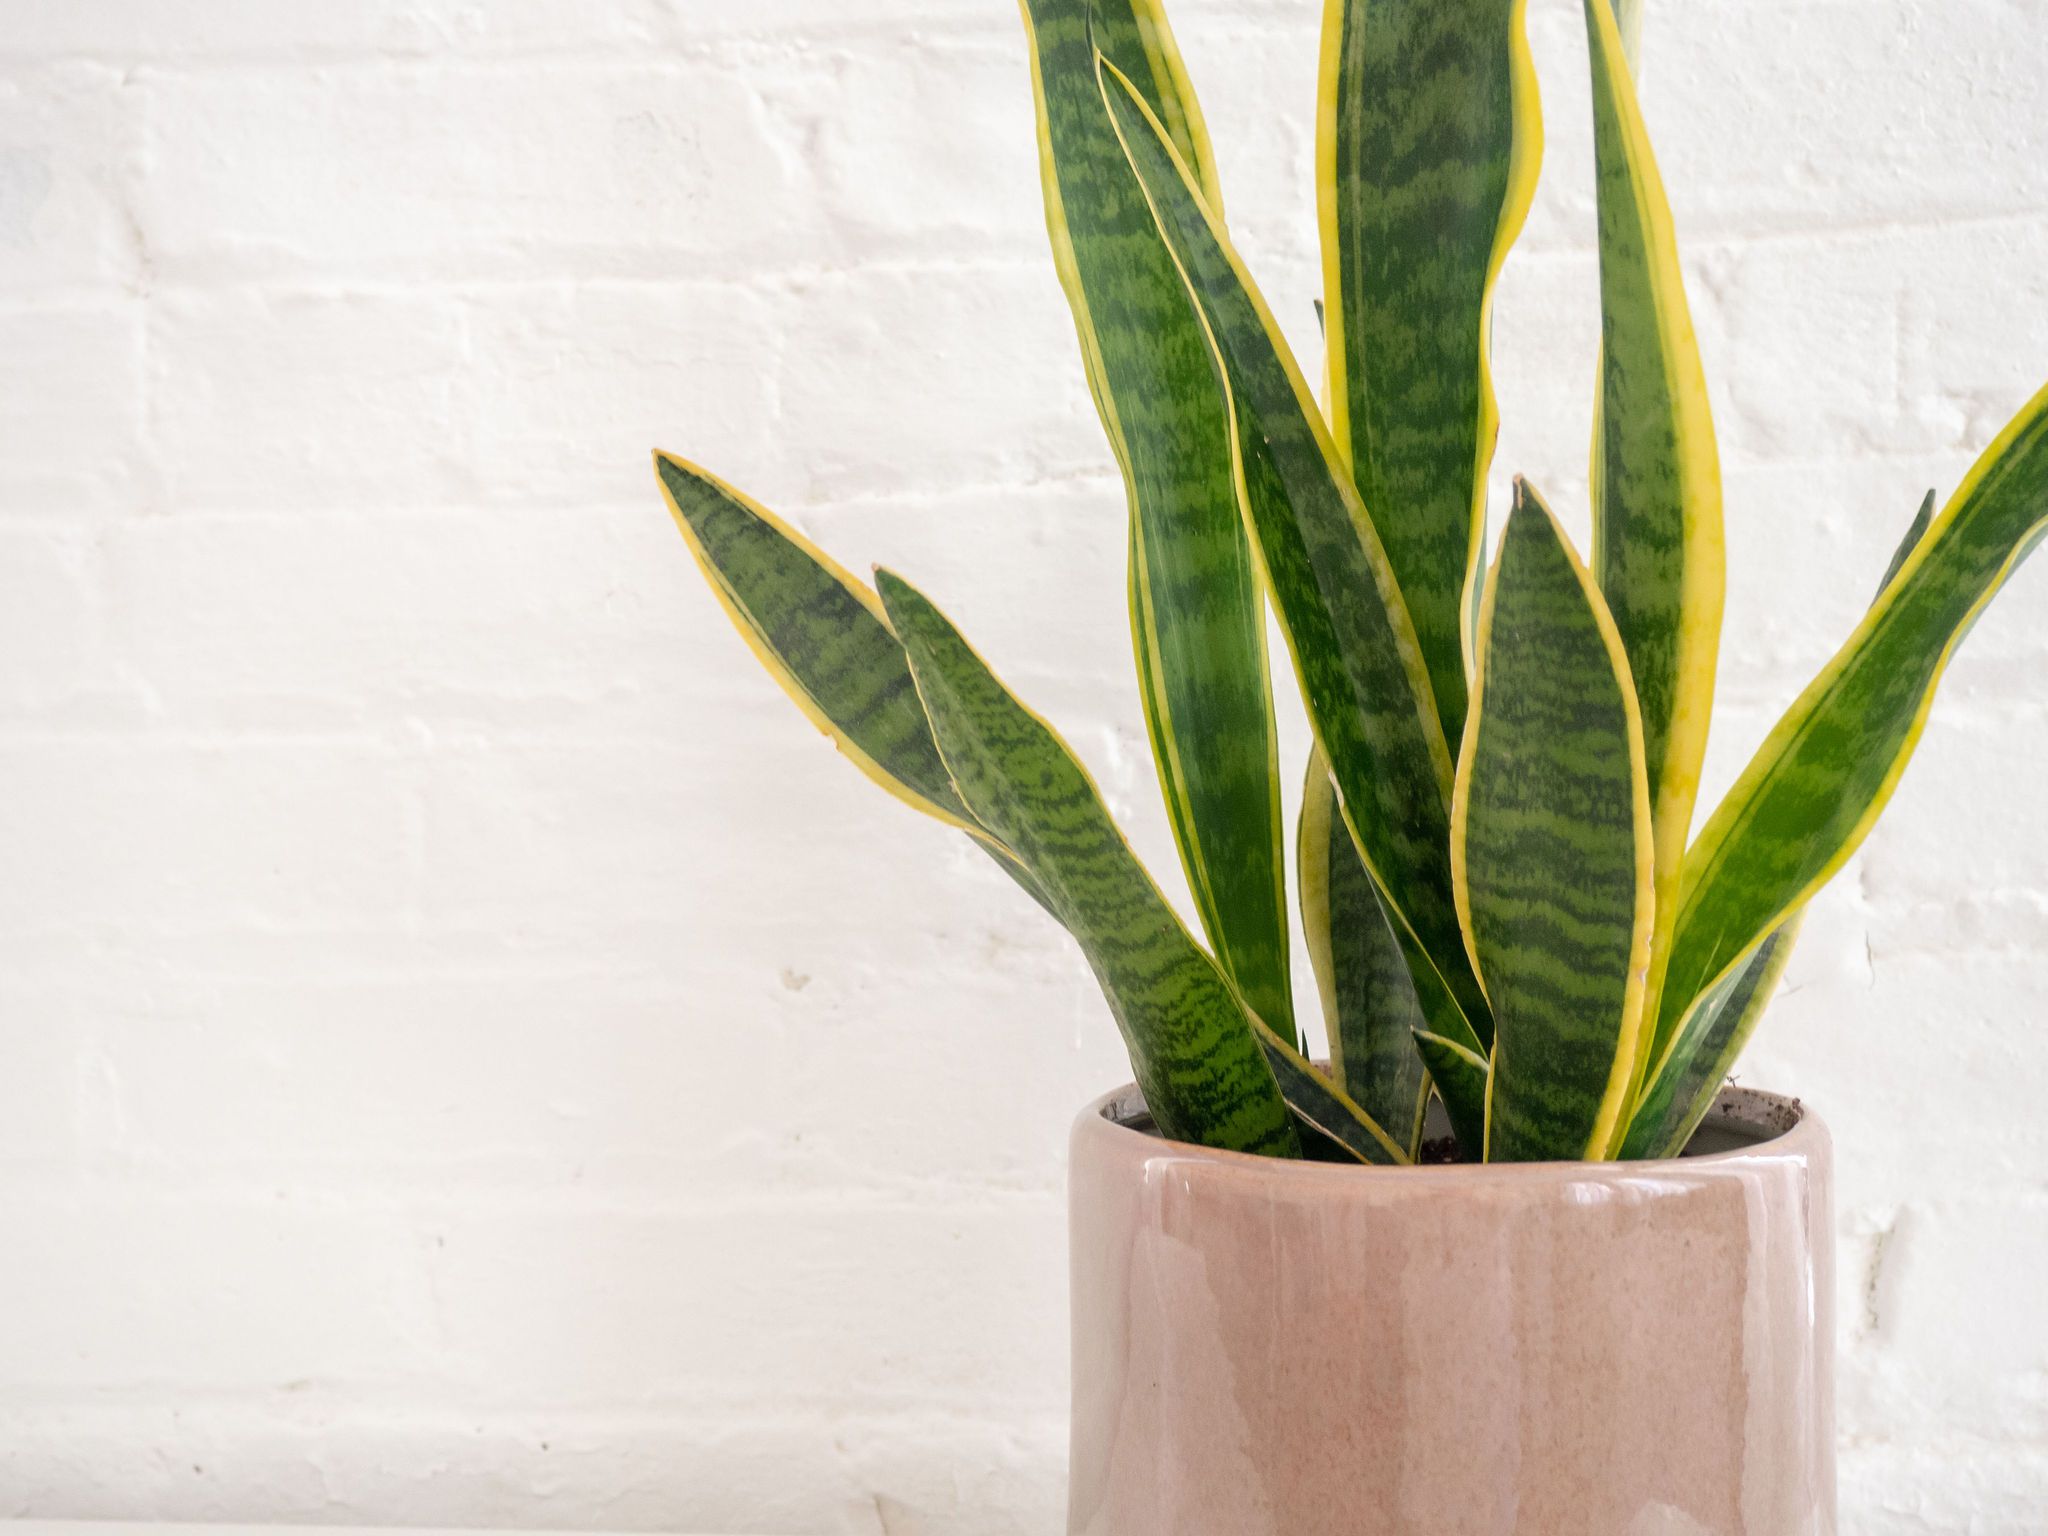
[{"x1": 655, "y1": 0, "x2": 2048, "y2": 1163}]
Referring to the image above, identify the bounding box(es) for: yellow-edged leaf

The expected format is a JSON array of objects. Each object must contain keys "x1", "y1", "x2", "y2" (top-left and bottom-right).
[
  {"x1": 1022, "y1": 0, "x2": 1293, "y2": 1034},
  {"x1": 1583, "y1": 0, "x2": 1725, "y2": 1074},
  {"x1": 1455, "y1": 481, "x2": 1655, "y2": 1162}
]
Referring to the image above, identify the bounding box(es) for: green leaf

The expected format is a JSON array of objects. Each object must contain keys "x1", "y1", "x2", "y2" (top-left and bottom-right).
[
  {"x1": 653, "y1": 452, "x2": 1055, "y2": 913},
  {"x1": 1455, "y1": 481, "x2": 1655, "y2": 1162},
  {"x1": 874, "y1": 568, "x2": 1301, "y2": 1159},
  {"x1": 1583, "y1": 0, "x2": 1725, "y2": 1071},
  {"x1": 1626, "y1": 485, "x2": 1941, "y2": 1153},
  {"x1": 657, "y1": 452, "x2": 972, "y2": 826},
  {"x1": 1299, "y1": 749, "x2": 1429, "y2": 1156},
  {"x1": 1619, "y1": 914, "x2": 1802, "y2": 1159},
  {"x1": 1022, "y1": 0, "x2": 1294, "y2": 1036},
  {"x1": 1317, "y1": 0, "x2": 1541, "y2": 747},
  {"x1": 1254, "y1": 1021, "x2": 1409, "y2": 1166},
  {"x1": 1098, "y1": 56, "x2": 1490, "y2": 1047},
  {"x1": 1657, "y1": 392, "x2": 2048, "y2": 1069},
  {"x1": 1877, "y1": 489, "x2": 1938, "y2": 600},
  {"x1": 1413, "y1": 1029, "x2": 1490, "y2": 1159}
]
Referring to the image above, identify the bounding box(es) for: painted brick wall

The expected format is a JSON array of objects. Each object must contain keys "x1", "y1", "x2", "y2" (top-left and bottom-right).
[{"x1": 2, "y1": 1, "x2": 2044, "y2": 1531}]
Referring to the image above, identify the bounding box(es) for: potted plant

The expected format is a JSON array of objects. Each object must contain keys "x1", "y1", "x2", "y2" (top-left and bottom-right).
[{"x1": 652, "y1": 0, "x2": 2045, "y2": 1531}]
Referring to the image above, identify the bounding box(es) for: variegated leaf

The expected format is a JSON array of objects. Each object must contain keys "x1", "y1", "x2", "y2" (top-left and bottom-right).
[
  {"x1": 1455, "y1": 481, "x2": 1654, "y2": 1162},
  {"x1": 1255, "y1": 1021, "x2": 1409, "y2": 1166},
  {"x1": 654, "y1": 452, "x2": 1052, "y2": 913},
  {"x1": 1022, "y1": 0, "x2": 1294, "y2": 1034},
  {"x1": 1583, "y1": 0, "x2": 1724, "y2": 1071},
  {"x1": 1098, "y1": 56, "x2": 1490, "y2": 1047},
  {"x1": 1656, "y1": 384, "x2": 2048, "y2": 1062},
  {"x1": 1318, "y1": 0, "x2": 1541, "y2": 746},
  {"x1": 1620, "y1": 914, "x2": 1802, "y2": 1159},
  {"x1": 874, "y1": 569, "x2": 1301, "y2": 1159},
  {"x1": 1626, "y1": 487, "x2": 1944, "y2": 1153},
  {"x1": 1300, "y1": 749, "x2": 1430, "y2": 1156}
]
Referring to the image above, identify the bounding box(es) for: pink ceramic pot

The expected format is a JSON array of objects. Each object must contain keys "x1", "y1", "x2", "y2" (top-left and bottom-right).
[{"x1": 1068, "y1": 1084, "x2": 1833, "y2": 1536}]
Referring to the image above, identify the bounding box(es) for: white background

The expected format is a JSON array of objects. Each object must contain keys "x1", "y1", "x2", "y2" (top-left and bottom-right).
[{"x1": 2, "y1": 0, "x2": 2045, "y2": 1531}]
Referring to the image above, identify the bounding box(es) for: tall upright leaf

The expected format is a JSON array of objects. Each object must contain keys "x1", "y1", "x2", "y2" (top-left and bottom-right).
[
  {"x1": 1318, "y1": 0, "x2": 1542, "y2": 746},
  {"x1": 1299, "y1": 750, "x2": 1430, "y2": 1155},
  {"x1": 1098, "y1": 58, "x2": 1490, "y2": 1045},
  {"x1": 876, "y1": 569, "x2": 1301, "y2": 1159},
  {"x1": 1584, "y1": 0, "x2": 1724, "y2": 1051},
  {"x1": 1455, "y1": 483, "x2": 1654, "y2": 1162},
  {"x1": 1656, "y1": 385, "x2": 2048, "y2": 1061},
  {"x1": 1020, "y1": 0, "x2": 1293, "y2": 1036}
]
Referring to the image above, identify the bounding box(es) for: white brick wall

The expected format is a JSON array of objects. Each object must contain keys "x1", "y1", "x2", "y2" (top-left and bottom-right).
[{"x1": 1, "y1": 1, "x2": 2043, "y2": 1531}]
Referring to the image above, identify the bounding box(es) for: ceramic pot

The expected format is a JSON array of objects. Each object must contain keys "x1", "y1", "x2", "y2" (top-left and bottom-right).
[{"x1": 1068, "y1": 1084, "x2": 1833, "y2": 1536}]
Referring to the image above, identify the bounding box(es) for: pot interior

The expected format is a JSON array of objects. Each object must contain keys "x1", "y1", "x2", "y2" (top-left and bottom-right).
[{"x1": 1100, "y1": 1082, "x2": 1806, "y2": 1163}]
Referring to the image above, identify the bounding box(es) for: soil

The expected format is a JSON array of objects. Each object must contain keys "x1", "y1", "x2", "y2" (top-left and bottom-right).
[{"x1": 1416, "y1": 1134, "x2": 1464, "y2": 1165}]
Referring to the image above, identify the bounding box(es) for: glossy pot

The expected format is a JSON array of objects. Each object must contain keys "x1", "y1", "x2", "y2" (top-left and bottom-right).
[{"x1": 1068, "y1": 1084, "x2": 1834, "y2": 1535}]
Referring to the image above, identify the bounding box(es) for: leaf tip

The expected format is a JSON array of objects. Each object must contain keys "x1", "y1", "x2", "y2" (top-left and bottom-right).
[{"x1": 870, "y1": 566, "x2": 930, "y2": 634}]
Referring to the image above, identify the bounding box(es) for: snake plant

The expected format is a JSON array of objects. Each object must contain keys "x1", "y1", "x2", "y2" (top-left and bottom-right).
[{"x1": 653, "y1": 0, "x2": 2047, "y2": 1164}]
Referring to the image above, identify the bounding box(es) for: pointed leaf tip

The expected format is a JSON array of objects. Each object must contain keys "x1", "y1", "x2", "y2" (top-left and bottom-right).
[{"x1": 1458, "y1": 479, "x2": 1655, "y2": 1162}]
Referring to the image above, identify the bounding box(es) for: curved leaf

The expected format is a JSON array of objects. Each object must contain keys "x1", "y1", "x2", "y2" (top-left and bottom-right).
[
  {"x1": 1300, "y1": 749, "x2": 1429, "y2": 1156},
  {"x1": 657, "y1": 452, "x2": 972, "y2": 827},
  {"x1": 1583, "y1": 0, "x2": 1725, "y2": 1069},
  {"x1": 1627, "y1": 486, "x2": 1943, "y2": 1149},
  {"x1": 1098, "y1": 56, "x2": 1490, "y2": 1045},
  {"x1": 1657, "y1": 382, "x2": 2048, "y2": 1053},
  {"x1": 653, "y1": 453, "x2": 1054, "y2": 912},
  {"x1": 1455, "y1": 482, "x2": 1654, "y2": 1162},
  {"x1": 874, "y1": 569, "x2": 1300, "y2": 1159},
  {"x1": 1021, "y1": 0, "x2": 1293, "y2": 1035},
  {"x1": 1318, "y1": 0, "x2": 1542, "y2": 745}
]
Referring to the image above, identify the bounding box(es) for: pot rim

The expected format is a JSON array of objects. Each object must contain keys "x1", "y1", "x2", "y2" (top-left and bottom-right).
[{"x1": 1075, "y1": 1081, "x2": 1822, "y2": 1184}]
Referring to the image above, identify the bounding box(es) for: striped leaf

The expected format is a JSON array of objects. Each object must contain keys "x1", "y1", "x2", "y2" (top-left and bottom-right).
[
  {"x1": 1625, "y1": 487, "x2": 1941, "y2": 1153},
  {"x1": 1099, "y1": 57, "x2": 1490, "y2": 1046},
  {"x1": 1656, "y1": 390, "x2": 2048, "y2": 1068},
  {"x1": 1413, "y1": 1029, "x2": 1490, "y2": 1159},
  {"x1": 1619, "y1": 914, "x2": 1802, "y2": 1159},
  {"x1": 1022, "y1": 0, "x2": 1294, "y2": 1036},
  {"x1": 874, "y1": 569, "x2": 1301, "y2": 1159},
  {"x1": 653, "y1": 453, "x2": 1055, "y2": 913},
  {"x1": 1299, "y1": 749, "x2": 1430, "y2": 1156},
  {"x1": 1583, "y1": 0, "x2": 1724, "y2": 1066},
  {"x1": 1455, "y1": 481, "x2": 1654, "y2": 1163},
  {"x1": 657, "y1": 452, "x2": 973, "y2": 827},
  {"x1": 1318, "y1": 0, "x2": 1542, "y2": 747},
  {"x1": 1255, "y1": 1021, "x2": 1409, "y2": 1166}
]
